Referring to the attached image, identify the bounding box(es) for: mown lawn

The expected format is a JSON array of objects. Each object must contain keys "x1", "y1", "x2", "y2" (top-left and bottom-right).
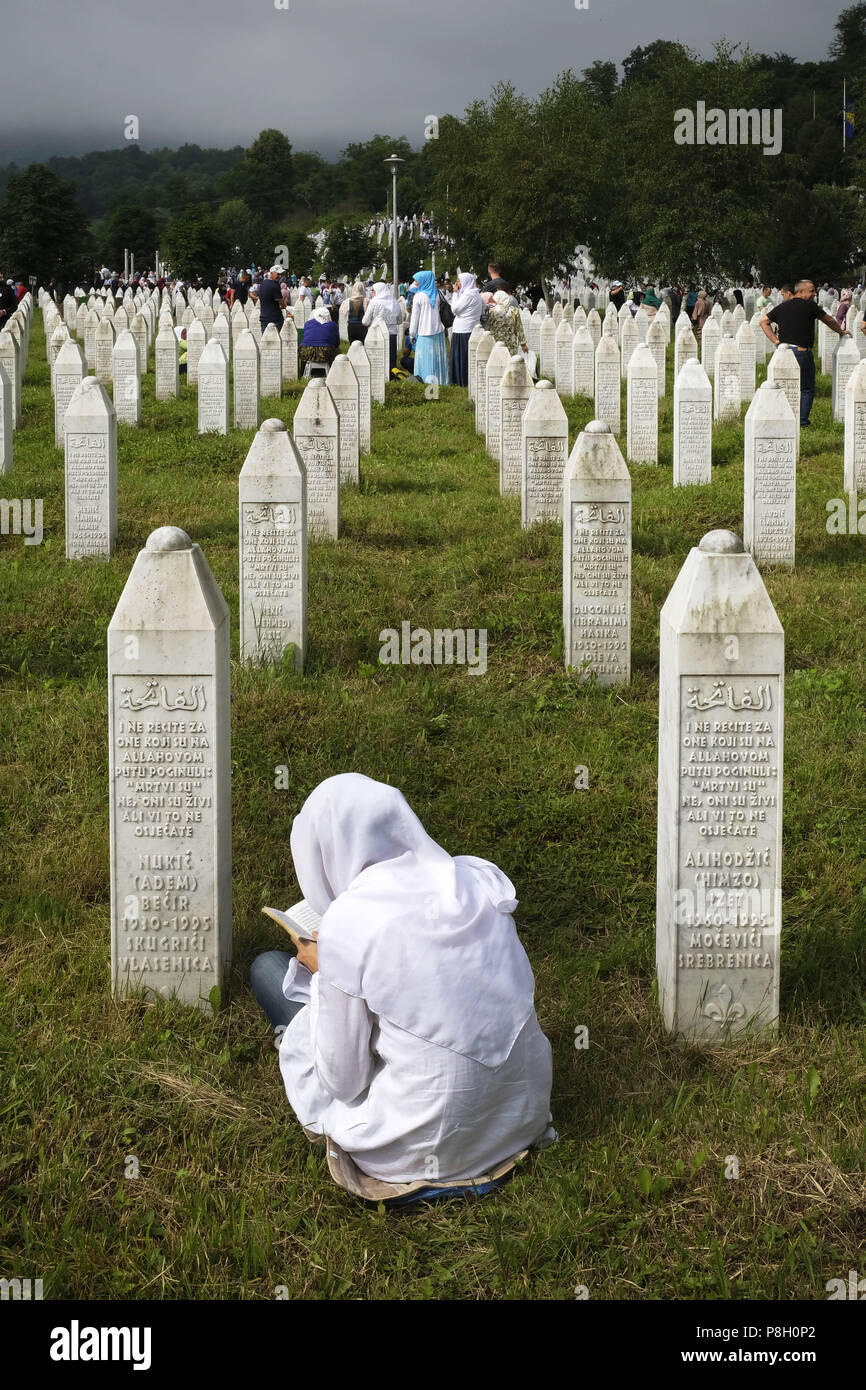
[{"x1": 0, "y1": 316, "x2": 864, "y2": 1300}]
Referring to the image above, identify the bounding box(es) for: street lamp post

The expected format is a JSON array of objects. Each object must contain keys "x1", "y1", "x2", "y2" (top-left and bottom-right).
[{"x1": 384, "y1": 154, "x2": 404, "y2": 291}]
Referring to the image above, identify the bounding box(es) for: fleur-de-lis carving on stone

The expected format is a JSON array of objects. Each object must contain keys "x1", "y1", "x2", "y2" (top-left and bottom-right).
[{"x1": 703, "y1": 983, "x2": 746, "y2": 1025}]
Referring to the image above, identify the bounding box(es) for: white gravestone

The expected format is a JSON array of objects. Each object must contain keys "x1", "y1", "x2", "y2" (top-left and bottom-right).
[
  {"x1": 833, "y1": 336, "x2": 860, "y2": 424},
  {"x1": 155, "y1": 324, "x2": 179, "y2": 400},
  {"x1": 280, "y1": 316, "x2": 298, "y2": 384},
  {"x1": 233, "y1": 329, "x2": 260, "y2": 429},
  {"x1": 656, "y1": 528, "x2": 783, "y2": 1042},
  {"x1": 555, "y1": 318, "x2": 574, "y2": 396},
  {"x1": 572, "y1": 326, "x2": 595, "y2": 399},
  {"x1": 674, "y1": 326, "x2": 698, "y2": 382},
  {"x1": 701, "y1": 319, "x2": 720, "y2": 379},
  {"x1": 499, "y1": 355, "x2": 533, "y2": 498},
  {"x1": 64, "y1": 377, "x2": 117, "y2": 559},
  {"x1": 539, "y1": 317, "x2": 556, "y2": 381},
  {"x1": 620, "y1": 316, "x2": 638, "y2": 380},
  {"x1": 365, "y1": 320, "x2": 387, "y2": 404},
  {"x1": 750, "y1": 314, "x2": 767, "y2": 367},
  {"x1": 0, "y1": 335, "x2": 19, "y2": 429},
  {"x1": 54, "y1": 338, "x2": 87, "y2": 448},
  {"x1": 474, "y1": 332, "x2": 494, "y2": 436},
  {"x1": 766, "y1": 344, "x2": 800, "y2": 460},
  {"x1": 85, "y1": 309, "x2": 100, "y2": 370},
  {"x1": 646, "y1": 318, "x2": 666, "y2": 398},
  {"x1": 187, "y1": 318, "x2": 208, "y2": 386},
  {"x1": 212, "y1": 313, "x2": 231, "y2": 366},
  {"x1": 673, "y1": 359, "x2": 712, "y2": 487},
  {"x1": 108, "y1": 525, "x2": 231, "y2": 1010},
  {"x1": 594, "y1": 335, "x2": 621, "y2": 435},
  {"x1": 843, "y1": 359, "x2": 866, "y2": 494},
  {"x1": 260, "y1": 323, "x2": 282, "y2": 399},
  {"x1": 326, "y1": 354, "x2": 360, "y2": 485},
  {"x1": 239, "y1": 419, "x2": 307, "y2": 669},
  {"x1": 586, "y1": 308, "x2": 602, "y2": 352},
  {"x1": 713, "y1": 338, "x2": 741, "y2": 422},
  {"x1": 293, "y1": 378, "x2": 340, "y2": 540},
  {"x1": 130, "y1": 313, "x2": 148, "y2": 375},
  {"x1": 197, "y1": 340, "x2": 229, "y2": 435},
  {"x1": 744, "y1": 381, "x2": 797, "y2": 570},
  {"x1": 95, "y1": 318, "x2": 115, "y2": 385},
  {"x1": 347, "y1": 340, "x2": 372, "y2": 455},
  {"x1": 737, "y1": 320, "x2": 756, "y2": 403},
  {"x1": 563, "y1": 419, "x2": 631, "y2": 685},
  {"x1": 467, "y1": 323, "x2": 484, "y2": 402},
  {"x1": 0, "y1": 360, "x2": 12, "y2": 472},
  {"x1": 112, "y1": 330, "x2": 141, "y2": 426},
  {"x1": 521, "y1": 380, "x2": 568, "y2": 526},
  {"x1": 626, "y1": 344, "x2": 658, "y2": 464},
  {"x1": 485, "y1": 342, "x2": 511, "y2": 463}
]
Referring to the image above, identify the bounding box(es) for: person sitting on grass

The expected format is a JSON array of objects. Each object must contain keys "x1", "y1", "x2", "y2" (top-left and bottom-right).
[
  {"x1": 299, "y1": 304, "x2": 340, "y2": 371},
  {"x1": 250, "y1": 773, "x2": 554, "y2": 1204}
]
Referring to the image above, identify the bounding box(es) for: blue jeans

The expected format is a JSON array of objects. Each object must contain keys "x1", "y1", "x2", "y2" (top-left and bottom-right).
[
  {"x1": 250, "y1": 950, "x2": 306, "y2": 1028},
  {"x1": 791, "y1": 345, "x2": 815, "y2": 425}
]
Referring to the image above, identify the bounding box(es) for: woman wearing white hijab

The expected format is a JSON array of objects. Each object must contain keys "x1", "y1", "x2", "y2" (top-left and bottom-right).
[
  {"x1": 250, "y1": 774, "x2": 553, "y2": 1201},
  {"x1": 299, "y1": 303, "x2": 340, "y2": 370},
  {"x1": 449, "y1": 271, "x2": 483, "y2": 386},
  {"x1": 362, "y1": 281, "x2": 401, "y2": 373}
]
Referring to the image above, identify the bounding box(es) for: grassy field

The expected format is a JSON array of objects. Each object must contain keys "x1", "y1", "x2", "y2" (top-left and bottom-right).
[{"x1": 0, "y1": 315, "x2": 864, "y2": 1300}]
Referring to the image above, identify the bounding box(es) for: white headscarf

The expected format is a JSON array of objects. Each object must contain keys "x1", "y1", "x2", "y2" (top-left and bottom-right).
[
  {"x1": 457, "y1": 272, "x2": 478, "y2": 294},
  {"x1": 311, "y1": 306, "x2": 332, "y2": 324},
  {"x1": 371, "y1": 280, "x2": 397, "y2": 308},
  {"x1": 290, "y1": 774, "x2": 537, "y2": 1067}
]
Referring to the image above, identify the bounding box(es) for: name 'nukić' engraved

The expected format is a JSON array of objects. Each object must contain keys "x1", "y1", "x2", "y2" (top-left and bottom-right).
[
  {"x1": 676, "y1": 676, "x2": 780, "y2": 971},
  {"x1": 113, "y1": 675, "x2": 217, "y2": 976},
  {"x1": 570, "y1": 502, "x2": 629, "y2": 679}
]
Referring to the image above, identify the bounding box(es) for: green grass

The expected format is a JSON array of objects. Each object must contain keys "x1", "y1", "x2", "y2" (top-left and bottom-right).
[{"x1": 0, "y1": 318, "x2": 864, "y2": 1300}]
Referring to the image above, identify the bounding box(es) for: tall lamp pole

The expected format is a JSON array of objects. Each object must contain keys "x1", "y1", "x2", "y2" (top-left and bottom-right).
[{"x1": 384, "y1": 154, "x2": 404, "y2": 290}]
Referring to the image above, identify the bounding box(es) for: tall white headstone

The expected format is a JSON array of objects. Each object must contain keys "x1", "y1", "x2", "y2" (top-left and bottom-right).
[
  {"x1": 108, "y1": 526, "x2": 231, "y2": 1010},
  {"x1": 233, "y1": 329, "x2": 260, "y2": 429},
  {"x1": 646, "y1": 318, "x2": 666, "y2": 398},
  {"x1": 64, "y1": 377, "x2": 117, "y2": 559},
  {"x1": 54, "y1": 338, "x2": 87, "y2": 448},
  {"x1": 563, "y1": 420, "x2": 631, "y2": 684},
  {"x1": 744, "y1": 381, "x2": 797, "y2": 570},
  {"x1": 675, "y1": 326, "x2": 698, "y2": 381},
  {"x1": 766, "y1": 344, "x2": 800, "y2": 460},
  {"x1": 347, "y1": 340, "x2": 371, "y2": 454},
  {"x1": 499, "y1": 355, "x2": 533, "y2": 498},
  {"x1": 700, "y1": 317, "x2": 720, "y2": 379},
  {"x1": 260, "y1": 323, "x2": 282, "y2": 399},
  {"x1": 833, "y1": 336, "x2": 860, "y2": 424},
  {"x1": 474, "y1": 332, "x2": 494, "y2": 436},
  {"x1": 365, "y1": 320, "x2": 387, "y2": 404},
  {"x1": 326, "y1": 353, "x2": 360, "y2": 485},
  {"x1": 736, "y1": 320, "x2": 756, "y2": 403},
  {"x1": 594, "y1": 335, "x2": 621, "y2": 435},
  {"x1": 280, "y1": 316, "x2": 298, "y2": 384},
  {"x1": 555, "y1": 318, "x2": 574, "y2": 396},
  {"x1": 539, "y1": 317, "x2": 556, "y2": 380},
  {"x1": 620, "y1": 316, "x2": 638, "y2": 380},
  {"x1": 0, "y1": 360, "x2": 12, "y2": 472},
  {"x1": 95, "y1": 318, "x2": 114, "y2": 385},
  {"x1": 293, "y1": 378, "x2": 340, "y2": 539},
  {"x1": 467, "y1": 323, "x2": 484, "y2": 402},
  {"x1": 521, "y1": 380, "x2": 568, "y2": 525},
  {"x1": 239, "y1": 419, "x2": 307, "y2": 669},
  {"x1": 656, "y1": 528, "x2": 783, "y2": 1042},
  {"x1": 485, "y1": 342, "x2": 511, "y2": 462},
  {"x1": 843, "y1": 359, "x2": 866, "y2": 493},
  {"x1": 572, "y1": 326, "x2": 595, "y2": 399},
  {"x1": 197, "y1": 340, "x2": 229, "y2": 435},
  {"x1": 673, "y1": 359, "x2": 712, "y2": 487},
  {"x1": 713, "y1": 338, "x2": 741, "y2": 422},
  {"x1": 626, "y1": 344, "x2": 658, "y2": 464},
  {"x1": 187, "y1": 318, "x2": 207, "y2": 385},
  {"x1": 112, "y1": 330, "x2": 141, "y2": 426}
]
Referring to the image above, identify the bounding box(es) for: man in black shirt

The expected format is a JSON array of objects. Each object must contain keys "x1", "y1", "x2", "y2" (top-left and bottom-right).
[
  {"x1": 760, "y1": 278, "x2": 849, "y2": 426},
  {"x1": 250, "y1": 266, "x2": 288, "y2": 329},
  {"x1": 482, "y1": 261, "x2": 512, "y2": 295}
]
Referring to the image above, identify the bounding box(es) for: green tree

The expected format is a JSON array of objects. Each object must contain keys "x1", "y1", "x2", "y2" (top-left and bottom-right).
[
  {"x1": 269, "y1": 225, "x2": 318, "y2": 278},
  {"x1": 321, "y1": 218, "x2": 374, "y2": 277},
  {"x1": 292, "y1": 151, "x2": 340, "y2": 218},
  {"x1": 239, "y1": 129, "x2": 294, "y2": 222},
  {"x1": 161, "y1": 203, "x2": 226, "y2": 282},
  {"x1": 339, "y1": 136, "x2": 416, "y2": 213},
  {"x1": 829, "y1": 3, "x2": 866, "y2": 63},
  {"x1": 102, "y1": 200, "x2": 158, "y2": 268},
  {"x1": 755, "y1": 182, "x2": 862, "y2": 282},
  {"x1": 0, "y1": 163, "x2": 92, "y2": 283},
  {"x1": 214, "y1": 199, "x2": 265, "y2": 263}
]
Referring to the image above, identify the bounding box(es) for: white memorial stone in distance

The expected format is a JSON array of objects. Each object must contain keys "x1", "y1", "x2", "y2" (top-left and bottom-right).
[
  {"x1": 326, "y1": 353, "x2": 360, "y2": 485},
  {"x1": 365, "y1": 320, "x2": 388, "y2": 404},
  {"x1": 555, "y1": 318, "x2": 574, "y2": 396},
  {"x1": 563, "y1": 420, "x2": 631, "y2": 684},
  {"x1": 212, "y1": 313, "x2": 231, "y2": 366},
  {"x1": 833, "y1": 336, "x2": 860, "y2": 424},
  {"x1": 85, "y1": 309, "x2": 100, "y2": 369},
  {"x1": 186, "y1": 318, "x2": 207, "y2": 386},
  {"x1": 586, "y1": 307, "x2": 602, "y2": 352},
  {"x1": 751, "y1": 313, "x2": 767, "y2": 367},
  {"x1": 280, "y1": 316, "x2": 298, "y2": 384},
  {"x1": 626, "y1": 344, "x2": 658, "y2": 464},
  {"x1": 620, "y1": 315, "x2": 638, "y2": 381},
  {"x1": 108, "y1": 525, "x2": 231, "y2": 1010},
  {"x1": 700, "y1": 316, "x2": 720, "y2": 379},
  {"x1": 713, "y1": 337, "x2": 741, "y2": 422},
  {"x1": 674, "y1": 326, "x2": 698, "y2": 381},
  {"x1": 656, "y1": 528, "x2": 783, "y2": 1043},
  {"x1": 0, "y1": 360, "x2": 12, "y2": 472},
  {"x1": 130, "y1": 312, "x2": 148, "y2": 375},
  {"x1": 260, "y1": 323, "x2": 282, "y2": 399},
  {"x1": 539, "y1": 317, "x2": 556, "y2": 381},
  {"x1": 347, "y1": 340, "x2": 371, "y2": 454},
  {"x1": 485, "y1": 341, "x2": 510, "y2": 462},
  {"x1": 292, "y1": 378, "x2": 339, "y2": 540},
  {"x1": 54, "y1": 338, "x2": 86, "y2": 448},
  {"x1": 572, "y1": 326, "x2": 595, "y2": 399},
  {"x1": 521, "y1": 380, "x2": 568, "y2": 525},
  {"x1": 843, "y1": 359, "x2": 866, "y2": 493},
  {"x1": 112, "y1": 330, "x2": 141, "y2": 426},
  {"x1": 233, "y1": 329, "x2": 260, "y2": 429},
  {"x1": 673, "y1": 359, "x2": 712, "y2": 487},
  {"x1": 635, "y1": 304, "x2": 649, "y2": 344},
  {"x1": 198, "y1": 340, "x2": 229, "y2": 435},
  {"x1": 95, "y1": 317, "x2": 115, "y2": 386},
  {"x1": 744, "y1": 381, "x2": 797, "y2": 569},
  {"x1": 646, "y1": 317, "x2": 666, "y2": 397},
  {"x1": 239, "y1": 419, "x2": 307, "y2": 669},
  {"x1": 766, "y1": 344, "x2": 800, "y2": 459},
  {"x1": 0, "y1": 334, "x2": 19, "y2": 429},
  {"x1": 467, "y1": 323, "x2": 484, "y2": 402},
  {"x1": 64, "y1": 377, "x2": 117, "y2": 559},
  {"x1": 155, "y1": 322, "x2": 179, "y2": 400},
  {"x1": 736, "y1": 320, "x2": 756, "y2": 403},
  {"x1": 474, "y1": 331, "x2": 494, "y2": 436},
  {"x1": 594, "y1": 334, "x2": 621, "y2": 435},
  {"x1": 499, "y1": 355, "x2": 533, "y2": 498}
]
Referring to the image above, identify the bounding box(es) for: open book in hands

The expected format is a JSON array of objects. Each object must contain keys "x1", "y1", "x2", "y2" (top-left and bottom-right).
[{"x1": 261, "y1": 899, "x2": 322, "y2": 948}]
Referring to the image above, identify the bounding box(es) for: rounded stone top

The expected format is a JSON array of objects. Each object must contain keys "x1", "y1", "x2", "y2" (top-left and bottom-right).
[
  {"x1": 80, "y1": 376, "x2": 102, "y2": 391},
  {"x1": 261, "y1": 418, "x2": 287, "y2": 432},
  {"x1": 584, "y1": 419, "x2": 611, "y2": 434},
  {"x1": 699, "y1": 529, "x2": 744, "y2": 554},
  {"x1": 146, "y1": 526, "x2": 193, "y2": 552},
  {"x1": 535, "y1": 379, "x2": 554, "y2": 390}
]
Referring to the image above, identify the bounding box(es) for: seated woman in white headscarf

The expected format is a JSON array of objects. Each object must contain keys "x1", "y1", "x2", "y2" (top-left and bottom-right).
[
  {"x1": 250, "y1": 773, "x2": 553, "y2": 1202},
  {"x1": 299, "y1": 304, "x2": 340, "y2": 370},
  {"x1": 449, "y1": 271, "x2": 483, "y2": 387},
  {"x1": 408, "y1": 270, "x2": 450, "y2": 388},
  {"x1": 362, "y1": 281, "x2": 401, "y2": 373}
]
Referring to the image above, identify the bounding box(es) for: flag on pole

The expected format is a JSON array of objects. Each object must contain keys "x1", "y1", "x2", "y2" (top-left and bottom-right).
[{"x1": 845, "y1": 102, "x2": 855, "y2": 140}]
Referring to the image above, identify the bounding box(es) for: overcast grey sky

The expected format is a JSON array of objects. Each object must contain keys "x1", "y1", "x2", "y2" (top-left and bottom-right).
[{"x1": 0, "y1": 0, "x2": 834, "y2": 164}]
